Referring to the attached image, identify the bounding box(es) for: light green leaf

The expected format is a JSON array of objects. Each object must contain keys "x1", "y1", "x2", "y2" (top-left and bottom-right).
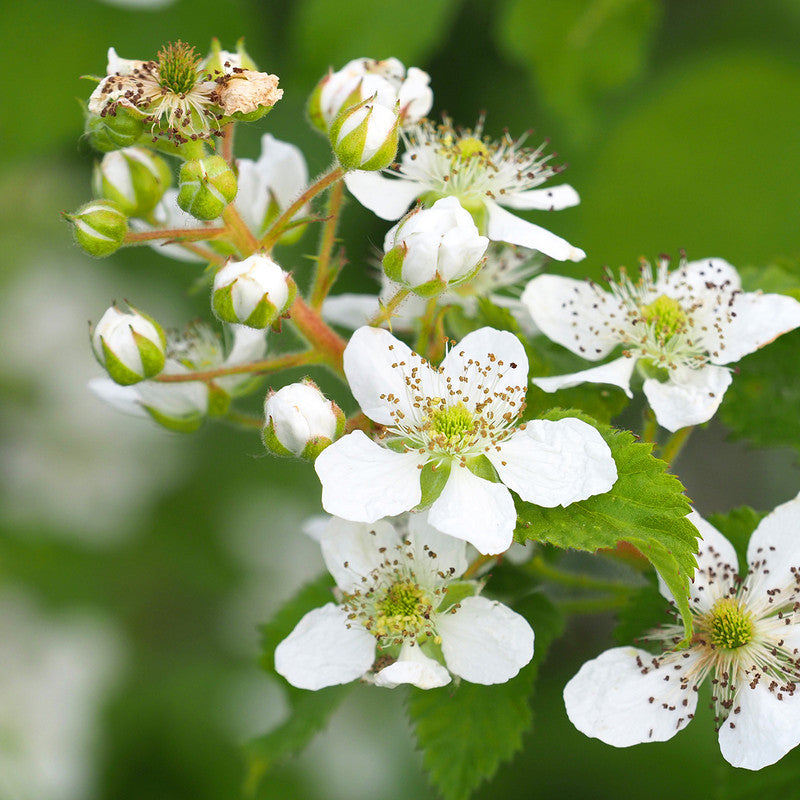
[
  {"x1": 408, "y1": 593, "x2": 563, "y2": 800},
  {"x1": 515, "y1": 409, "x2": 698, "y2": 639},
  {"x1": 247, "y1": 574, "x2": 352, "y2": 797},
  {"x1": 495, "y1": 0, "x2": 661, "y2": 139}
]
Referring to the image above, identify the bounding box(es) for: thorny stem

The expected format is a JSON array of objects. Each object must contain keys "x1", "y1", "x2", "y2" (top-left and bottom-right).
[
  {"x1": 310, "y1": 179, "x2": 346, "y2": 309},
  {"x1": 153, "y1": 350, "x2": 322, "y2": 383},
  {"x1": 260, "y1": 166, "x2": 346, "y2": 251},
  {"x1": 527, "y1": 554, "x2": 631, "y2": 595},
  {"x1": 659, "y1": 425, "x2": 694, "y2": 465}
]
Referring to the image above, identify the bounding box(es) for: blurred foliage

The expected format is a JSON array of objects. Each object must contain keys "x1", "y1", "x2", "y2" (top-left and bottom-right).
[{"x1": 3, "y1": 0, "x2": 800, "y2": 798}]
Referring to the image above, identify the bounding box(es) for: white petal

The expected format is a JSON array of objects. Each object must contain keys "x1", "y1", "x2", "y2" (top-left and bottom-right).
[
  {"x1": 718, "y1": 682, "x2": 800, "y2": 769},
  {"x1": 373, "y1": 642, "x2": 451, "y2": 689},
  {"x1": 532, "y1": 357, "x2": 636, "y2": 397},
  {"x1": 436, "y1": 596, "x2": 534, "y2": 684},
  {"x1": 714, "y1": 290, "x2": 800, "y2": 365},
  {"x1": 745, "y1": 491, "x2": 800, "y2": 598},
  {"x1": 256, "y1": 133, "x2": 309, "y2": 213},
  {"x1": 343, "y1": 326, "x2": 437, "y2": 425},
  {"x1": 521, "y1": 274, "x2": 624, "y2": 361},
  {"x1": 642, "y1": 365, "x2": 732, "y2": 432},
  {"x1": 88, "y1": 377, "x2": 148, "y2": 417},
  {"x1": 321, "y1": 293, "x2": 381, "y2": 329},
  {"x1": 485, "y1": 201, "x2": 585, "y2": 262},
  {"x1": 314, "y1": 431, "x2": 425, "y2": 522},
  {"x1": 501, "y1": 184, "x2": 580, "y2": 211},
  {"x1": 490, "y1": 418, "x2": 617, "y2": 507},
  {"x1": 320, "y1": 517, "x2": 401, "y2": 594},
  {"x1": 344, "y1": 171, "x2": 422, "y2": 220},
  {"x1": 657, "y1": 511, "x2": 737, "y2": 613},
  {"x1": 439, "y1": 327, "x2": 528, "y2": 414},
  {"x1": 274, "y1": 603, "x2": 375, "y2": 690},
  {"x1": 427, "y1": 466, "x2": 516, "y2": 555},
  {"x1": 660, "y1": 257, "x2": 742, "y2": 295},
  {"x1": 223, "y1": 324, "x2": 268, "y2": 365},
  {"x1": 407, "y1": 511, "x2": 469, "y2": 584},
  {"x1": 564, "y1": 646, "x2": 697, "y2": 746}
]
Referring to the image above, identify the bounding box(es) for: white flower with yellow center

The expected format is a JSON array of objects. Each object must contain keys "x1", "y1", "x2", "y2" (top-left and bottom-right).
[
  {"x1": 564, "y1": 493, "x2": 800, "y2": 770},
  {"x1": 314, "y1": 326, "x2": 617, "y2": 554},
  {"x1": 522, "y1": 257, "x2": 800, "y2": 431},
  {"x1": 274, "y1": 514, "x2": 534, "y2": 690},
  {"x1": 88, "y1": 42, "x2": 282, "y2": 143},
  {"x1": 343, "y1": 118, "x2": 585, "y2": 262}
]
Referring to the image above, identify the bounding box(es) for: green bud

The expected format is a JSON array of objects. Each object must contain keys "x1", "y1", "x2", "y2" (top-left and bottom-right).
[
  {"x1": 93, "y1": 147, "x2": 172, "y2": 217},
  {"x1": 67, "y1": 200, "x2": 128, "y2": 257},
  {"x1": 177, "y1": 156, "x2": 238, "y2": 221},
  {"x1": 84, "y1": 108, "x2": 146, "y2": 153},
  {"x1": 329, "y1": 96, "x2": 399, "y2": 171}
]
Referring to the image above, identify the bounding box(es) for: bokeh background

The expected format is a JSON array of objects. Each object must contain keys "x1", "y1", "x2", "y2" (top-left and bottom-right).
[{"x1": 2, "y1": 0, "x2": 800, "y2": 798}]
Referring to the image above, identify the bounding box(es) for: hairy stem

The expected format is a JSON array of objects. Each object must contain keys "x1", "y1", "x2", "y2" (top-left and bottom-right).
[{"x1": 153, "y1": 350, "x2": 322, "y2": 382}]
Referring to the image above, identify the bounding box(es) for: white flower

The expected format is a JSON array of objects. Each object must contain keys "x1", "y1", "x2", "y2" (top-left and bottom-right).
[
  {"x1": 522, "y1": 256, "x2": 800, "y2": 431},
  {"x1": 88, "y1": 43, "x2": 282, "y2": 143},
  {"x1": 564, "y1": 493, "x2": 800, "y2": 770},
  {"x1": 90, "y1": 323, "x2": 266, "y2": 431},
  {"x1": 382, "y1": 197, "x2": 488, "y2": 295},
  {"x1": 314, "y1": 326, "x2": 617, "y2": 555},
  {"x1": 311, "y1": 57, "x2": 432, "y2": 130},
  {"x1": 343, "y1": 118, "x2": 584, "y2": 262},
  {"x1": 274, "y1": 513, "x2": 534, "y2": 690}
]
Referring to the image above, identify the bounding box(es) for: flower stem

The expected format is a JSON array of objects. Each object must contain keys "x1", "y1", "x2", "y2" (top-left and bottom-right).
[
  {"x1": 414, "y1": 297, "x2": 446, "y2": 361},
  {"x1": 222, "y1": 203, "x2": 260, "y2": 256},
  {"x1": 288, "y1": 296, "x2": 347, "y2": 375},
  {"x1": 124, "y1": 227, "x2": 228, "y2": 244},
  {"x1": 153, "y1": 350, "x2": 322, "y2": 382},
  {"x1": 222, "y1": 410, "x2": 264, "y2": 430},
  {"x1": 659, "y1": 425, "x2": 694, "y2": 465},
  {"x1": 462, "y1": 553, "x2": 498, "y2": 579},
  {"x1": 527, "y1": 554, "x2": 631, "y2": 594},
  {"x1": 309, "y1": 179, "x2": 346, "y2": 309},
  {"x1": 367, "y1": 288, "x2": 411, "y2": 328},
  {"x1": 259, "y1": 166, "x2": 346, "y2": 251}
]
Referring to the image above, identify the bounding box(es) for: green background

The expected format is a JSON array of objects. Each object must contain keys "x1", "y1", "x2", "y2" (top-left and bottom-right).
[{"x1": 2, "y1": 0, "x2": 800, "y2": 798}]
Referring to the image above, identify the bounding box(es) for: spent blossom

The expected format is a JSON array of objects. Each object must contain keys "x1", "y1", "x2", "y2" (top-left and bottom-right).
[
  {"x1": 344, "y1": 117, "x2": 585, "y2": 261},
  {"x1": 314, "y1": 326, "x2": 617, "y2": 555},
  {"x1": 522, "y1": 256, "x2": 800, "y2": 431},
  {"x1": 564, "y1": 493, "x2": 800, "y2": 770},
  {"x1": 274, "y1": 513, "x2": 534, "y2": 690}
]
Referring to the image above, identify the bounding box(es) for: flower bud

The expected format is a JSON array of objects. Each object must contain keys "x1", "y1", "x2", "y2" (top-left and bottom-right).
[
  {"x1": 262, "y1": 380, "x2": 345, "y2": 460},
  {"x1": 212, "y1": 254, "x2": 296, "y2": 328},
  {"x1": 382, "y1": 197, "x2": 489, "y2": 297},
  {"x1": 67, "y1": 200, "x2": 128, "y2": 257},
  {"x1": 91, "y1": 304, "x2": 166, "y2": 385},
  {"x1": 84, "y1": 107, "x2": 146, "y2": 152},
  {"x1": 177, "y1": 156, "x2": 238, "y2": 221},
  {"x1": 308, "y1": 57, "x2": 432, "y2": 132},
  {"x1": 329, "y1": 97, "x2": 399, "y2": 170},
  {"x1": 92, "y1": 147, "x2": 172, "y2": 217}
]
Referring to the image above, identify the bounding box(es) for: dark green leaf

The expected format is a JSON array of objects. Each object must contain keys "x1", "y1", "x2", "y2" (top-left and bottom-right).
[
  {"x1": 515, "y1": 409, "x2": 698, "y2": 639},
  {"x1": 408, "y1": 593, "x2": 564, "y2": 800}
]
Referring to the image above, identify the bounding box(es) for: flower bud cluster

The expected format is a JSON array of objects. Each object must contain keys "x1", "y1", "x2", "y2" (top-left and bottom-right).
[
  {"x1": 382, "y1": 197, "x2": 489, "y2": 296},
  {"x1": 263, "y1": 379, "x2": 345, "y2": 460},
  {"x1": 93, "y1": 147, "x2": 172, "y2": 217}
]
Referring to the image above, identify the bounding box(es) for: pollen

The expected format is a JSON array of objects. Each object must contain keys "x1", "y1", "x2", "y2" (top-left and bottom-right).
[{"x1": 709, "y1": 597, "x2": 754, "y2": 650}]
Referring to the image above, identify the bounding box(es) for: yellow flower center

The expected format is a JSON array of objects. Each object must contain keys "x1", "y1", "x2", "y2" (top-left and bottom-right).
[
  {"x1": 157, "y1": 41, "x2": 202, "y2": 94},
  {"x1": 429, "y1": 402, "x2": 475, "y2": 448},
  {"x1": 455, "y1": 135, "x2": 489, "y2": 161},
  {"x1": 639, "y1": 294, "x2": 687, "y2": 344},
  {"x1": 375, "y1": 580, "x2": 432, "y2": 637},
  {"x1": 709, "y1": 597, "x2": 754, "y2": 650}
]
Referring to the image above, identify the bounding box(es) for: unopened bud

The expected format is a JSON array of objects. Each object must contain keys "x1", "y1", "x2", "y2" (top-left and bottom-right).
[
  {"x1": 93, "y1": 147, "x2": 172, "y2": 217},
  {"x1": 329, "y1": 97, "x2": 399, "y2": 171},
  {"x1": 212, "y1": 254, "x2": 296, "y2": 328},
  {"x1": 262, "y1": 379, "x2": 345, "y2": 460},
  {"x1": 84, "y1": 108, "x2": 146, "y2": 152},
  {"x1": 68, "y1": 200, "x2": 128, "y2": 257},
  {"x1": 91, "y1": 303, "x2": 166, "y2": 385},
  {"x1": 177, "y1": 156, "x2": 237, "y2": 220},
  {"x1": 382, "y1": 197, "x2": 488, "y2": 297}
]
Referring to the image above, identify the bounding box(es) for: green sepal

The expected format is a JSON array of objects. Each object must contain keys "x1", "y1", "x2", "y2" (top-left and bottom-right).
[
  {"x1": 300, "y1": 436, "x2": 333, "y2": 462},
  {"x1": 84, "y1": 108, "x2": 146, "y2": 152},
  {"x1": 177, "y1": 156, "x2": 237, "y2": 221},
  {"x1": 143, "y1": 404, "x2": 205, "y2": 433},
  {"x1": 330, "y1": 106, "x2": 369, "y2": 169},
  {"x1": 436, "y1": 580, "x2": 477, "y2": 612},
  {"x1": 418, "y1": 459, "x2": 451, "y2": 508},
  {"x1": 261, "y1": 420, "x2": 296, "y2": 458},
  {"x1": 68, "y1": 201, "x2": 128, "y2": 257},
  {"x1": 212, "y1": 282, "x2": 237, "y2": 324},
  {"x1": 243, "y1": 294, "x2": 279, "y2": 329},
  {"x1": 360, "y1": 120, "x2": 399, "y2": 171},
  {"x1": 636, "y1": 357, "x2": 670, "y2": 382},
  {"x1": 100, "y1": 338, "x2": 143, "y2": 385},
  {"x1": 515, "y1": 408, "x2": 698, "y2": 641},
  {"x1": 382, "y1": 244, "x2": 406, "y2": 283},
  {"x1": 411, "y1": 274, "x2": 448, "y2": 298},
  {"x1": 131, "y1": 329, "x2": 166, "y2": 379},
  {"x1": 465, "y1": 453, "x2": 498, "y2": 483},
  {"x1": 306, "y1": 78, "x2": 327, "y2": 133},
  {"x1": 206, "y1": 384, "x2": 231, "y2": 417}
]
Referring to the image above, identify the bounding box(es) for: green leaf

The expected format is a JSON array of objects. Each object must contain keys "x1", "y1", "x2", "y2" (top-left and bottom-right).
[
  {"x1": 495, "y1": 0, "x2": 661, "y2": 140},
  {"x1": 720, "y1": 329, "x2": 800, "y2": 454},
  {"x1": 707, "y1": 505, "x2": 767, "y2": 573},
  {"x1": 515, "y1": 409, "x2": 698, "y2": 639},
  {"x1": 246, "y1": 574, "x2": 353, "y2": 797},
  {"x1": 408, "y1": 593, "x2": 563, "y2": 800}
]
